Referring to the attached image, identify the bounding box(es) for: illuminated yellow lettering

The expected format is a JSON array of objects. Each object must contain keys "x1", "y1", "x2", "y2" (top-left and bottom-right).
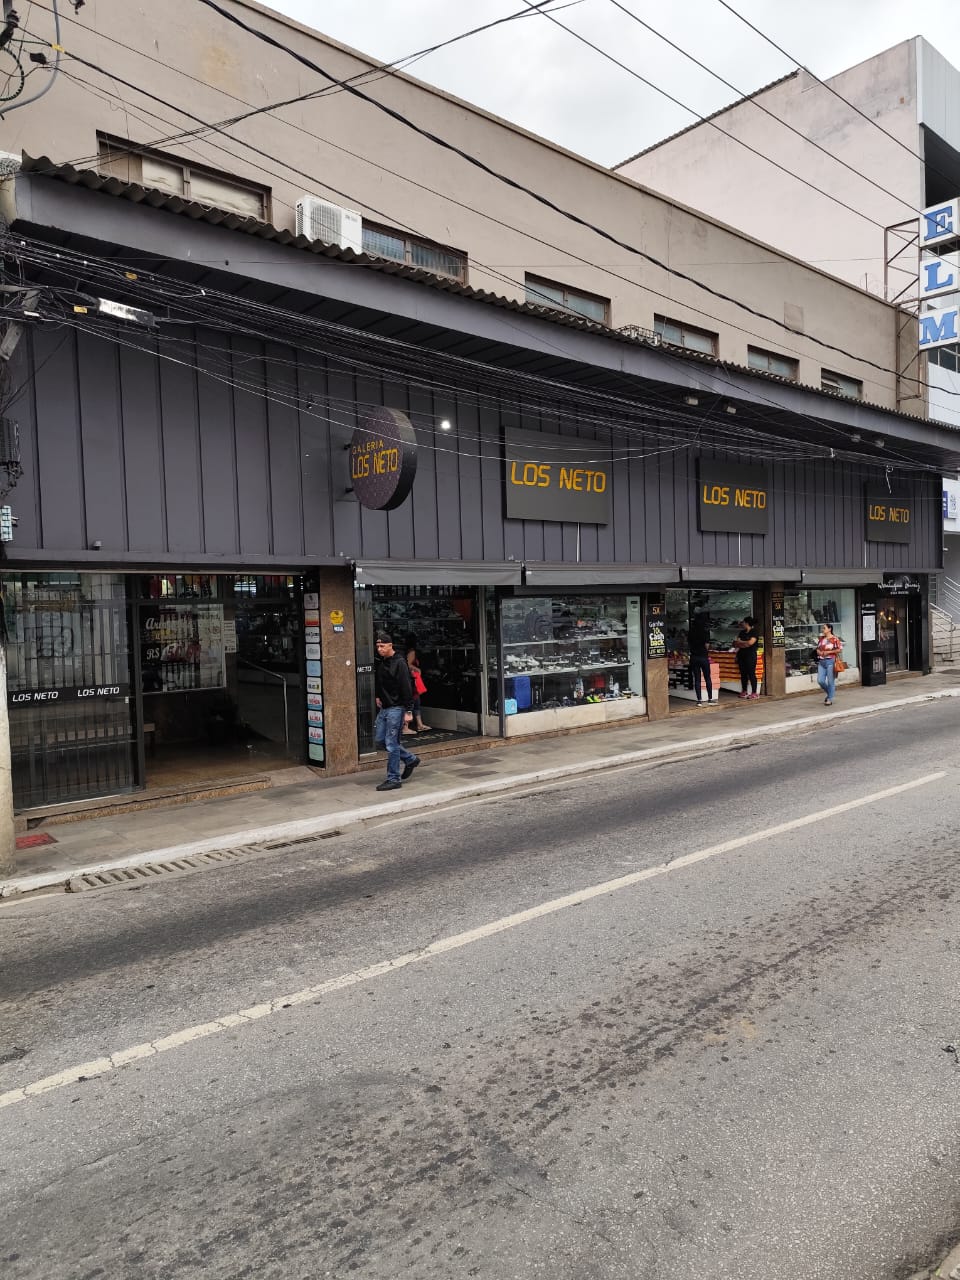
[{"x1": 703, "y1": 485, "x2": 730, "y2": 506}]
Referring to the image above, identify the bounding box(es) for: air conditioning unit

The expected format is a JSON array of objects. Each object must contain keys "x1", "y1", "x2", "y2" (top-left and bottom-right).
[{"x1": 296, "y1": 196, "x2": 363, "y2": 253}]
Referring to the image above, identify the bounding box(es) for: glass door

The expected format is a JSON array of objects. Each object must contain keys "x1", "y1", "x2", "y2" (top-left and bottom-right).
[{"x1": 354, "y1": 586, "x2": 377, "y2": 754}]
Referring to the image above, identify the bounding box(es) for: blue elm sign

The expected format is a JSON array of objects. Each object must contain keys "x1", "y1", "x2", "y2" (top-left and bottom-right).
[{"x1": 919, "y1": 199, "x2": 960, "y2": 352}]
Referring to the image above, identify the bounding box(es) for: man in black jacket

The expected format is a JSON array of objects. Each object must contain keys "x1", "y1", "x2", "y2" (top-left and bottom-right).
[{"x1": 373, "y1": 633, "x2": 421, "y2": 791}]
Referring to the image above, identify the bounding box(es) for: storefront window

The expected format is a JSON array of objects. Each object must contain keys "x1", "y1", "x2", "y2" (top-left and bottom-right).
[
  {"x1": 783, "y1": 589, "x2": 857, "y2": 687},
  {"x1": 495, "y1": 594, "x2": 642, "y2": 717},
  {"x1": 371, "y1": 586, "x2": 482, "y2": 733}
]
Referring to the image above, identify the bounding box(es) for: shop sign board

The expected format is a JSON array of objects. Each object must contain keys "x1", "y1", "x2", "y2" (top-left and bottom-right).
[
  {"x1": 882, "y1": 573, "x2": 921, "y2": 595},
  {"x1": 503, "y1": 427, "x2": 611, "y2": 524},
  {"x1": 944, "y1": 488, "x2": 959, "y2": 520},
  {"x1": 646, "y1": 595, "x2": 666, "y2": 659},
  {"x1": 865, "y1": 494, "x2": 913, "y2": 543},
  {"x1": 9, "y1": 683, "x2": 130, "y2": 706},
  {"x1": 771, "y1": 591, "x2": 785, "y2": 648},
  {"x1": 697, "y1": 461, "x2": 770, "y2": 534},
  {"x1": 920, "y1": 252, "x2": 959, "y2": 302},
  {"x1": 920, "y1": 198, "x2": 960, "y2": 249},
  {"x1": 918, "y1": 306, "x2": 960, "y2": 352},
  {"x1": 350, "y1": 407, "x2": 418, "y2": 511}
]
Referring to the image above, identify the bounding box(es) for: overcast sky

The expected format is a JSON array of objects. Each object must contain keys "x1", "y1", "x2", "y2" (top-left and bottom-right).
[{"x1": 259, "y1": 0, "x2": 960, "y2": 167}]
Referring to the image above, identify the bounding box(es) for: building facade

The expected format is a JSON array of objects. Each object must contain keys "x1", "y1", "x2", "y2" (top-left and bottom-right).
[
  {"x1": 615, "y1": 36, "x2": 960, "y2": 429},
  {"x1": 0, "y1": 4, "x2": 956, "y2": 816}
]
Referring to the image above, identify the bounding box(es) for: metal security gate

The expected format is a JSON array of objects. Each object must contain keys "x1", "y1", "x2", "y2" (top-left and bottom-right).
[{"x1": 4, "y1": 572, "x2": 137, "y2": 809}]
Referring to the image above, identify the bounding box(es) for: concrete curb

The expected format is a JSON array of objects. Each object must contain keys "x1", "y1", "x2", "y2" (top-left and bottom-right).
[{"x1": 3, "y1": 685, "x2": 958, "y2": 898}]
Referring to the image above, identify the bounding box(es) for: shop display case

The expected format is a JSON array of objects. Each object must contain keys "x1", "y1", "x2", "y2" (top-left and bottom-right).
[
  {"x1": 783, "y1": 589, "x2": 857, "y2": 692},
  {"x1": 489, "y1": 594, "x2": 645, "y2": 733}
]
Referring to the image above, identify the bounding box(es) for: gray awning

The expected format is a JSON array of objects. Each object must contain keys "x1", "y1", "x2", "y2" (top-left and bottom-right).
[
  {"x1": 523, "y1": 562, "x2": 678, "y2": 587},
  {"x1": 681, "y1": 565, "x2": 802, "y2": 583},
  {"x1": 802, "y1": 569, "x2": 884, "y2": 585},
  {"x1": 354, "y1": 559, "x2": 521, "y2": 587}
]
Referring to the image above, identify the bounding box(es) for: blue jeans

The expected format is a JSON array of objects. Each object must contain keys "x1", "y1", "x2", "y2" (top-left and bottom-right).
[
  {"x1": 374, "y1": 706, "x2": 417, "y2": 782},
  {"x1": 817, "y1": 658, "x2": 836, "y2": 701}
]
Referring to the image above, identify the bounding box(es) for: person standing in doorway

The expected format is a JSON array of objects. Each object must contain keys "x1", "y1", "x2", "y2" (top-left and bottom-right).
[
  {"x1": 404, "y1": 645, "x2": 431, "y2": 735},
  {"x1": 688, "y1": 611, "x2": 713, "y2": 706},
  {"x1": 373, "y1": 633, "x2": 420, "y2": 791},
  {"x1": 734, "y1": 616, "x2": 760, "y2": 700},
  {"x1": 816, "y1": 621, "x2": 843, "y2": 706}
]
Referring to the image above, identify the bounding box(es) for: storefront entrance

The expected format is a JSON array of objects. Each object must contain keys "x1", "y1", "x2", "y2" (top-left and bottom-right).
[
  {"x1": 138, "y1": 574, "x2": 302, "y2": 788},
  {"x1": 665, "y1": 587, "x2": 759, "y2": 706},
  {"x1": 355, "y1": 585, "x2": 484, "y2": 754},
  {"x1": 2, "y1": 570, "x2": 305, "y2": 812}
]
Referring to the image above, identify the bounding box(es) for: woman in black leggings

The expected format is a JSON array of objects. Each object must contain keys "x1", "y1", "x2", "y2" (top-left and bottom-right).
[{"x1": 734, "y1": 616, "x2": 759, "y2": 700}]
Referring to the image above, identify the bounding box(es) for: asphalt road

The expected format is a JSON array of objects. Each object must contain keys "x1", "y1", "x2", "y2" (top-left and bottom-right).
[{"x1": 2, "y1": 700, "x2": 960, "y2": 1280}]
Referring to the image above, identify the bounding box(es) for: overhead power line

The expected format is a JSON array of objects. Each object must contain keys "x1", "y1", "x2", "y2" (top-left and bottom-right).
[
  {"x1": 606, "y1": 0, "x2": 921, "y2": 219},
  {"x1": 527, "y1": 0, "x2": 915, "y2": 229},
  {"x1": 712, "y1": 0, "x2": 934, "y2": 172},
  {"x1": 19, "y1": 6, "x2": 949, "y2": 410},
  {"x1": 3, "y1": 233, "x2": 945, "y2": 482},
  {"x1": 183, "y1": 0, "x2": 926, "y2": 383}
]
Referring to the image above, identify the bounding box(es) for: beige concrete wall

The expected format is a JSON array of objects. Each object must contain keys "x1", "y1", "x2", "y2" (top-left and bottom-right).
[
  {"x1": 5, "y1": 0, "x2": 907, "y2": 410},
  {"x1": 617, "y1": 42, "x2": 923, "y2": 302}
]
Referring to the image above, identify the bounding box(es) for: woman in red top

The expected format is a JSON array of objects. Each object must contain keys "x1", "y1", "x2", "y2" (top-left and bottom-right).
[{"x1": 816, "y1": 622, "x2": 843, "y2": 706}]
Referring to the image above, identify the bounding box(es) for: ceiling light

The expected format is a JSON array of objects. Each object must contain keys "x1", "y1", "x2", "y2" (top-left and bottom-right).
[
  {"x1": 440, "y1": 419, "x2": 452, "y2": 431},
  {"x1": 850, "y1": 433, "x2": 861, "y2": 443},
  {"x1": 683, "y1": 395, "x2": 699, "y2": 407},
  {"x1": 724, "y1": 403, "x2": 737, "y2": 415}
]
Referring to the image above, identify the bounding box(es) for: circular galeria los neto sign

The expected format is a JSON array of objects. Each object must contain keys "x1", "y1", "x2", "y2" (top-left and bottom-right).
[{"x1": 350, "y1": 407, "x2": 419, "y2": 511}]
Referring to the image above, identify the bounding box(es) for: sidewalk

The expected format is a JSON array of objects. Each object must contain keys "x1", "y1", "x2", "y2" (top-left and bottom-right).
[{"x1": 4, "y1": 671, "x2": 959, "y2": 897}]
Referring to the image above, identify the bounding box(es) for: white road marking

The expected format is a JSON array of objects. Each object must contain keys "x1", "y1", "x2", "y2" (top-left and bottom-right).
[{"x1": 0, "y1": 770, "x2": 945, "y2": 1111}]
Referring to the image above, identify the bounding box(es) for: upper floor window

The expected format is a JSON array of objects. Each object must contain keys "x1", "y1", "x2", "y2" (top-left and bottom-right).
[
  {"x1": 926, "y1": 346, "x2": 960, "y2": 374},
  {"x1": 98, "y1": 135, "x2": 269, "y2": 221},
  {"x1": 821, "y1": 369, "x2": 863, "y2": 399},
  {"x1": 526, "y1": 275, "x2": 610, "y2": 324},
  {"x1": 748, "y1": 346, "x2": 799, "y2": 380},
  {"x1": 362, "y1": 224, "x2": 466, "y2": 282},
  {"x1": 653, "y1": 315, "x2": 717, "y2": 355}
]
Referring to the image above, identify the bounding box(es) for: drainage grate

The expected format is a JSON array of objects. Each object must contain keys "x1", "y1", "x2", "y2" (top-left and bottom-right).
[{"x1": 65, "y1": 846, "x2": 254, "y2": 893}]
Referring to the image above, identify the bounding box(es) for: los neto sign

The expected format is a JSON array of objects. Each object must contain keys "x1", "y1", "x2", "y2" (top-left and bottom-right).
[
  {"x1": 866, "y1": 494, "x2": 913, "y2": 543},
  {"x1": 504, "y1": 427, "x2": 611, "y2": 524},
  {"x1": 698, "y1": 461, "x2": 771, "y2": 534},
  {"x1": 350, "y1": 407, "x2": 418, "y2": 511}
]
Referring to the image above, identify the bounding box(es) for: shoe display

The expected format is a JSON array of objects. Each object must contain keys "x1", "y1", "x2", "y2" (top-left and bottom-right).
[
  {"x1": 376, "y1": 779, "x2": 402, "y2": 791},
  {"x1": 401, "y1": 756, "x2": 421, "y2": 781}
]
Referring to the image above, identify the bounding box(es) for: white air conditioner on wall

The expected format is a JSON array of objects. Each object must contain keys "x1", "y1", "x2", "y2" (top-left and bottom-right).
[{"x1": 295, "y1": 196, "x2": 363, "y2": 253}]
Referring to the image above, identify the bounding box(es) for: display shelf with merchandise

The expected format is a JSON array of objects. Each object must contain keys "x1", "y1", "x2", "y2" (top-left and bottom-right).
[
  {"x1": 493, "y1": 594, "x2": 645, "y2": 724},
  {"x1": 783, "y1": 588, "x2": 857, "y2": 691}
]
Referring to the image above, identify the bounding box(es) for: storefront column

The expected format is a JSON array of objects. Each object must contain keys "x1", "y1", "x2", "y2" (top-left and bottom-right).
[
  {"x1": 644, "y1": 656, "x2": 670, "y2": 720},
  {"x1": 760, "y1": 584, "x2": 786, "y2": 699},
  {"x1": 318, "y1": 566, "x2": 359, "y2": 776}
]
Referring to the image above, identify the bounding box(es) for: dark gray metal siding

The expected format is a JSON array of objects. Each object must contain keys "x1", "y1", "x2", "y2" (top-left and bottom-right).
[{"x1": 4, "y1": 324, "x2": 942, "y2": 573}]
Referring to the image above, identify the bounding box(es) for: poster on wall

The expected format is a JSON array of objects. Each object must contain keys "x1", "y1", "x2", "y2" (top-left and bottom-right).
[
  {"x1": 303, "y1": 590, "x2": 325, "y2": 765},
  {"x1": 140, "y1": 603, "x2": 225, "y2": 694},
  {"x1": 646, "y1": 596, "x2": 666, "y2": 659},
  {"x1": 771, "y1": 591, "x2": 785, "y2": 648}
]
